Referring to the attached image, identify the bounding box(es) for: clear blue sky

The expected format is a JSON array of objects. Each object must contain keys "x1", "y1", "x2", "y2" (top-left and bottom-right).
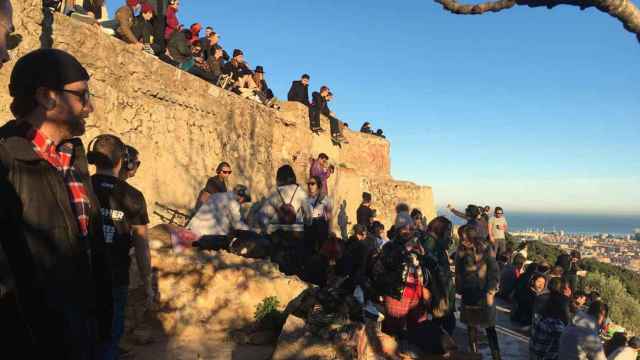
[{"x1": 107, "y1": 0, "x2": 640, "y2": 215}]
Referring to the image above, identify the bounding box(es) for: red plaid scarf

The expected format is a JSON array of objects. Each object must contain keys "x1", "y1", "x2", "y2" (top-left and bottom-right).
[{"x1": 30, "y1": 128, "x2": 91, "y2": 237}]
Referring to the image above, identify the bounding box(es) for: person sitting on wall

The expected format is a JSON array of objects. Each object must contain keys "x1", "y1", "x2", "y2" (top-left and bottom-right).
[
  {"x1": 132, "y1": 3, "x2": 165, "y2": 56},
  {"x1": 287, "y1": 73, "x2": 310, "y2": 106},
  {"x1": 115, "y1": 0, "x2": 144, "y2": 50},
  {"x1": 309, "y1": 85, "x2": 329, "y2": 132},
  {"x1": 206, "y1": 46, "x2": 226, "y2": 84},
  {"x1": 375, "y1": 129, "x2": 386, "y2": 138},
  {"x1": 222, "y1": 49, "x2": 249, "y2": 81},
  {"x1": 194, "y1": 161, "x2": 232, "y2": 211},
  {"x1": 360, "y1": 122, "x2": 373, "y2": 134},
  {"x1": 204, "y1": 30, "x2": 229, "y2": 62},
  {"x1": 164, "y1": 0, "x2": 180, "y2": 40},
  {"x1": 167, "y1": 28, "x2": 217, "y2": 83},
  {"x1": 323, "y1": 92, "x2": 347, "y2": 143},
  {"x1": 253, "y1": 66, "x2": 275, "y2": 104}
]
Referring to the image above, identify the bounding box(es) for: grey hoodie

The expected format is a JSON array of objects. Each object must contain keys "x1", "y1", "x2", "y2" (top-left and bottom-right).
[{"x1": 558, "y1": 311, "x2": 606, "y2": 360}]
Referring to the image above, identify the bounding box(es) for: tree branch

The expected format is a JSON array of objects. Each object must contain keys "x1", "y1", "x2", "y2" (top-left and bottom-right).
[{"x1": 434, "y1": 0, "x2": 640, "y2": 42}]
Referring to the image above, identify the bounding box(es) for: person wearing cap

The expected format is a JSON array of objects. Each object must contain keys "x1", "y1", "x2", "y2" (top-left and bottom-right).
[
  {"x1": 188, "y1": 185, "x2": 251, "y2": 237},
  {"x1": 115, "y1": 0, "x2": 144, "y2": 49},
  {"x1": 132, "y1": 3, "x2": 157, "y2": 52},
  {"x1": 222, "y1": 48, "x2": 248, "y2": 81},
  {"x1": 0, "y1": 49, "x2": 112, "y2": 358},
  {"x1": 287, "y1": 73, "x2": 310, "y2": 106},
  {"x1": 309, "y1": 85, "x2": 329, "y2": 132},
  {"x1": 88, "y1": 135, "x2": 153, "y2": 360},
  {"x1": 0, "y1": 0, "x2": 13, "y2": 69},
  {"x1": 609, "y1": 336, "x2": 640, "y2": 360},
  {"x1": 204, "y1": 31, "x2": 229, "y2": 62},
  {"x1": 252, "y1": 66, "x2": 274, "y2": 102}
]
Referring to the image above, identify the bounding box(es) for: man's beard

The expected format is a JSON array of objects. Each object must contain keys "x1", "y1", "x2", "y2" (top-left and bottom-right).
[{"x1": 66, "y1": 115, "x2": 86, "y2": 137}]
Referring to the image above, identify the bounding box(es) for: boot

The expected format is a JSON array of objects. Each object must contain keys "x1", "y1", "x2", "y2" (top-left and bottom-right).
[
  {"x1": 467, "y1": 326, "x2": 479, "y2": 353},
  {"x1": 486, "y1": 327, "x2": 502, "y2": 360}
]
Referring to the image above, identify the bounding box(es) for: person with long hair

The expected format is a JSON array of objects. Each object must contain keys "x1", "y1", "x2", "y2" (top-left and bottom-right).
[
  {"x1": 455, "y1": 225, "x2": 501, "y2": 359},
  {"x1": 259, "y1": 165, "x2": 312, "y2": 276},
  {"x1": 421, "y1": 216, "x2": 456, "y2": 335}
]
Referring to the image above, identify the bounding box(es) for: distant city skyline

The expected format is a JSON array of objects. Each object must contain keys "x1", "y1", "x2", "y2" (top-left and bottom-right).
[{"x1": 105, "y1": 1, "x2": 640, "y2": 215}]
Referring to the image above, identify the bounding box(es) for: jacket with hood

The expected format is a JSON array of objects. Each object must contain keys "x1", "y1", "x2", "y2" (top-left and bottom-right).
[
  {"x1": 287, "y1": 80, "x2": 309, "y2": 106},
  {"x1": 558, "y1": 311, "x2": 606, "y2": 360},
  {"x1": 115, "y1": 5, "x2": 138, "y2": 44}
]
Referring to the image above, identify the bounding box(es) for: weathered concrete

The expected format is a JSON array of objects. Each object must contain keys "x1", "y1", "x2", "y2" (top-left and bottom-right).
[{"x1": 1, "y1": 1, "x2": 435, "y2": 228}]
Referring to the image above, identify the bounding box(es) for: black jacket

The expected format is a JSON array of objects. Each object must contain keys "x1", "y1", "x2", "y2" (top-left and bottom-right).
[
  {"x1": 222, "y1": 60, "x2": 247, "y2": 81},
  {"x1": 0, "y1": 120, "x2": 112, "y2": 358},
  {"x1": 287, "y1": 80, "x2": 309, "y2": 106}
]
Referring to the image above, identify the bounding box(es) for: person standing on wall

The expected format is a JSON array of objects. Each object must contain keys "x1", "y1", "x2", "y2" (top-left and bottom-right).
[
  {"x1": 88, "y1": 135, "x2": 153, "y2": 360},
  {"x1": 0, "y1": 48, "x2": 112, "y2": 358}
]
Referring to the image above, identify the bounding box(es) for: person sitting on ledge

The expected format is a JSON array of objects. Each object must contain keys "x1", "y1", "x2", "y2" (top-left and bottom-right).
[
  {"x1": 287, "y1": 73, "x2": 311, "y2": 106},
  {"x1": 253, "y1": 66, "x2": 275, "y2": 104},
  {"x1": 199, "y1": 26, "x2": 213, "y2": 57},
  {"x1": 223, "y1": 49, "x2": 249, "y2": 81},
  {"x1": 206, "y1": 46, "x2": 226, "y2": 84},
  {"x1": 360, "y1": 122, "x2": 373, "y2": 134},
  {"x1": 115, "y1": 0, "x2": 144, "y2": 50},
  {"x1": 323, "y1": 92, "x2": 346, "y2": 143},
  {"x1": 375, "y1": 129, "x2": 386, "y2": 138},
  {"x1": 205, "y1": 31, "x2": 229, "y2": 62},
  {"x1": 164, "y1": 0, "x2": 180, "y2": 40},
  {"x1": 309, "y1": 85, "x2": 329, "y2": 132},
  {"x1": 132, "y1": 3, "x2": 162, "y2": 56},
  {"x1": 167, "y1": 28, "x2": 217, "y2": 83}
]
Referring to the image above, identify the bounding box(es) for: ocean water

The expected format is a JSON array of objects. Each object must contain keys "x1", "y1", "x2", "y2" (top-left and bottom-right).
[
  {"x1": 495, "y1": 212, "x2": 639, "y2": 235},
  {"x1": 439, "y1": 209, "x2": 640, "y2": 235}
]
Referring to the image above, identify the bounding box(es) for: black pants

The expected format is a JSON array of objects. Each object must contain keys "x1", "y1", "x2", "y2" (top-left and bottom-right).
[
  {"x1": 309, "y1": 109, "x2": 321, "y2": 129},
  {"x1": 188, "y1": 66, "x2": 217, "y2": 84},
  {"x1": 271, "y1": 230, "x2": 306, "y2": 276},
  {"x1": 329, "y1": 116, "x2": 341, "y2": 136},
  {"x1": 433, "y1": 311, "x2": 456, "y2": 336}
]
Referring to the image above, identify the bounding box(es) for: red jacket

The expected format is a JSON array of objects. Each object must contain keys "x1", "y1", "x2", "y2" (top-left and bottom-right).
[{"x1": 164, "y1": 6, "x2": 179, "y2": 39}]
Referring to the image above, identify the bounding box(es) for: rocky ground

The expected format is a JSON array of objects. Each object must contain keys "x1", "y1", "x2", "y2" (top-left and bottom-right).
[{"x1": 122, "y1": 226, "x2": 529, "y2": 359}]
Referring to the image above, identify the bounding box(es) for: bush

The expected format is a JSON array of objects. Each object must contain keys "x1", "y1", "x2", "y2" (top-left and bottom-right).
[
  {"x1": 582, "y1": 272, "x2": 640, "y2": 335},
  {"x1": 524, "y1": 240, "x2": 563, "y2": 265},
  {"x1": 581, "y1": 258, "x2": 640, "y2": 300},
  {"x1": 254, "y1": 296, "x2": 285, "y2": 332}
]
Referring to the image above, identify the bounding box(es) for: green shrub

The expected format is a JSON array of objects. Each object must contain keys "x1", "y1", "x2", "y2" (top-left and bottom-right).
[
  {"x1": 582, "y1": 272, "x2": 640, "y2": 335},
  {"x1": 254, "y1": 296, "x2": 285, "y2": 332}
]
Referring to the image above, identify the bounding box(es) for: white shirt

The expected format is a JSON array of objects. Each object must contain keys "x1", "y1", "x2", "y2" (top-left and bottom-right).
[
  {"x1": 307, "y1": 194, "x2": 332, "y2": 220},
  {"x1": 609, "y1": 347, "x2": 638, "y2": 360},
  {"x1": 259, "y1": 184, "x2": 312, "y2": 233},
  {"x1": 188, "y1": 192, "x2": 249, "y2": 236}
]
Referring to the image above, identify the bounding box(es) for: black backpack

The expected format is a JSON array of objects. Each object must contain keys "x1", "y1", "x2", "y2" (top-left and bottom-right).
[{"x1": 276, "y1": 185, "x2": 299, "y2": 225}]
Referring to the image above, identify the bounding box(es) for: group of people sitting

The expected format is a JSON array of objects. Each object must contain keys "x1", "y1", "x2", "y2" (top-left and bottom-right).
[{"x1": 360, "y1": 121, "x2": 385, "y2": 138}]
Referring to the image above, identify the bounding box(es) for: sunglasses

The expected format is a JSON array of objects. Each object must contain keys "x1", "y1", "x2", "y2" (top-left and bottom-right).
[
  {"x1": 220, "y1": 170, "x2": 232, "y2": 175},
  {"x1": 496, "y1": 212, "x2": 504, "y2": 215},
  {"x1": 59, "y1": 88, "x2": 94, "y2": 107}
]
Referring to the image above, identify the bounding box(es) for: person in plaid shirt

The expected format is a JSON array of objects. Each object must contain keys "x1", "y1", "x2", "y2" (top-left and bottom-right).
[
  {"x1": 0, "y1": 49, "x2": 111, "y2": 359},
  {"x1": 529, "y1": 292, "x2": 569, "y2": 360}
]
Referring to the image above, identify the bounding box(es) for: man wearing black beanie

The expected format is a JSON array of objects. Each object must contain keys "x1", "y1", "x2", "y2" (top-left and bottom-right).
[{"x1": 0, "y1": 48, "x2": 112, "y2": 359}]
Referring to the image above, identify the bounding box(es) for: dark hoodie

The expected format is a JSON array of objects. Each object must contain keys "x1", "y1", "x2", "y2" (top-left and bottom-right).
[{"x1": 287, "y1": 80, "x2": 309, "y2": 106}]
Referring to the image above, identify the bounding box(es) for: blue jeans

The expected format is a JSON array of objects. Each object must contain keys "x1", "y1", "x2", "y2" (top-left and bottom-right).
[{"x1": 102, "y1": 286, "x2": 129, "y2": 360}]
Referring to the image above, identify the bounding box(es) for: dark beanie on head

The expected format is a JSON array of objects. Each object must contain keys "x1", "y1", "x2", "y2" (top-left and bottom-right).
[
  {"x1": 9, "y1": 49, "x2": 89, "y2": 98},
  {"x1": 232, "y1": 49, "x2": 243, "y2": 58}
]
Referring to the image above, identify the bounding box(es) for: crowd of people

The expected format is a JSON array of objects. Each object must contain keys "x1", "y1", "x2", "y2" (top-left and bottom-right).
[
  {"x1": 54, "y1": 0, "x2": 356, "y2": 145},
  {"x1": 1, "y1": 2, "x2": 637, "y2": 360}
]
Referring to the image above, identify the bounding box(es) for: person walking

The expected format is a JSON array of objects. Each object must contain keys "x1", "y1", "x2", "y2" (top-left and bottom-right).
[
  {"x1": 0, "y1": 49, "x2": 112, "y2": 359},
  {"x1": 455, "y1": 225, "x2": 502, "y2": 359}
]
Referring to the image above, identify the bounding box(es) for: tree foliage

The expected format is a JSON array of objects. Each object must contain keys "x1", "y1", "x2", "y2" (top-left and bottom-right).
[{"x1": 582, "y1": 271, "x2": 640, "y2": 335}]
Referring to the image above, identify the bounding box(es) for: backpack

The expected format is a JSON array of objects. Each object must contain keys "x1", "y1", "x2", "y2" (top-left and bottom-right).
[{"x1": 276, "y1": 185, "x2": 299, "y2": 225}]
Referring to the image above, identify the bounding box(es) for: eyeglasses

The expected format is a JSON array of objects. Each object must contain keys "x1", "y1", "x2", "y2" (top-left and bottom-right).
[{"x1": 59, "y1": 89, "x2": 94, "y2": 107}]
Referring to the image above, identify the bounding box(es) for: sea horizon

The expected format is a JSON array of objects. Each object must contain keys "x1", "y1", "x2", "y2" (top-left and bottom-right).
[{"x1": 436, "y1": 209, "x2": 640, "y2": 236}]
